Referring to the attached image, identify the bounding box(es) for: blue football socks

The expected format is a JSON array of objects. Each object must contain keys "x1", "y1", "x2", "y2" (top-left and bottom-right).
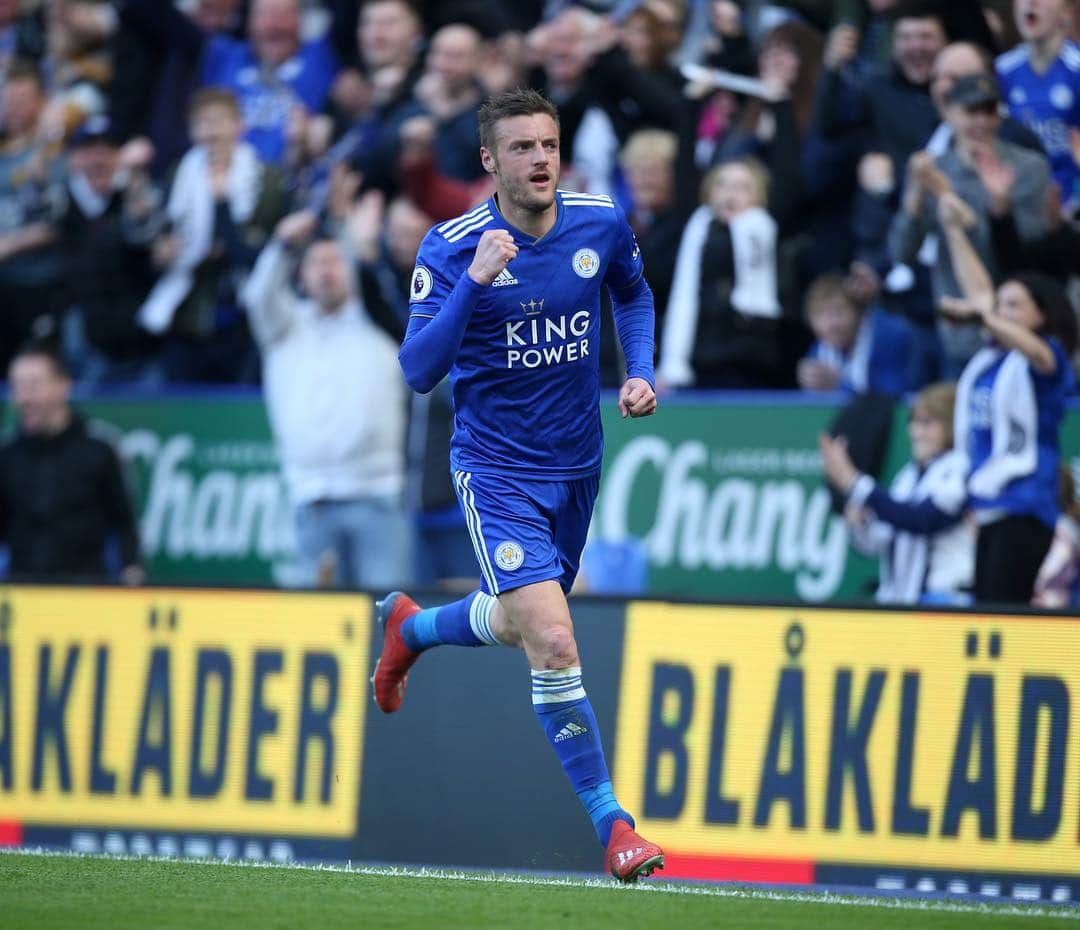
[
  {"x1": 531, "y1": 667, "x2": 635, "y2": 846},
  {"x1": 401, "y1": 589, "x2": 501, "y2": 652}
]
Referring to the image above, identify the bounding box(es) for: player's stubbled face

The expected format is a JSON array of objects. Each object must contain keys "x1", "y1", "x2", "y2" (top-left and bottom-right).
[{"x1": 488, "y1": 113, "x2": 561, "y2": 214}]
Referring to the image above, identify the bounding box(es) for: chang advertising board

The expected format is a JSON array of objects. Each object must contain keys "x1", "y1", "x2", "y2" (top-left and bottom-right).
[
  {"x1": 75, "y1": 393, "x2": 1080, "y2": 600},
  {"x1": 595, "y1": 400, "x2": 881, "y2": 602},
  {"x1": 0, "y1": 588, "x2": 369, "y2": 848},
  {"x1": 613, "y1": 604, "x2": 1080, "y2": 894},
  {"x1": 81, "y1": 396, "x2": 292, "y2": 586}
]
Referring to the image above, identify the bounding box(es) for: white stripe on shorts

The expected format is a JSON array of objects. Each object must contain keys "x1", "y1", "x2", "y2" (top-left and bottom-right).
[{"x1": 455, "y1": 470, "x2": 500, "y2": 594}]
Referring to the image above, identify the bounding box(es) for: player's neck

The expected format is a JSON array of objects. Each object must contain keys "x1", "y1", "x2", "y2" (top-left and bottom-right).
[
  {"x1": 494, "y1": 192, "x2": 557, "y2": 239},
  {"x1": 1029, "y1": 30, "x2": 1067, "y2": 73}
]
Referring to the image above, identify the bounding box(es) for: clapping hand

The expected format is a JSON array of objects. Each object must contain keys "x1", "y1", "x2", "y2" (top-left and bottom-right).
[
  {"x1": 797, "y1": 357, "x2": 841, "y2": 391},
  {"x1": 936, "y1": 191, "x2": 978, "y2": 229},
  {"x1": 818, "y1": 433, "x2": 859, "y2": 493},
  {"x1": 326, "y1": 162, "x2": 361, "y2": 222},
  {"x1": 824, "y1": 23, "x2": 859, "y2": 71},
  {"x1": 347, "y1": 189, "x2": 386, "y2": 264},
  {"x1": 274, "y1": 210, "x2": 319, "y2": 249}
]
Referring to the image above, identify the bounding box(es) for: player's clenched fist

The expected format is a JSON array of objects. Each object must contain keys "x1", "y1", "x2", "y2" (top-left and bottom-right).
[
  {"x1": 618, "y1": 377, "x2": 657, "y2": 419},
  {"x1": 467, "y1": 229, "x2": 519, "y2": 286}
]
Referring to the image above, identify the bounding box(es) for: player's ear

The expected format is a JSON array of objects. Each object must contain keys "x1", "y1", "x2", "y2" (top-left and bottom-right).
[{"x1": 480, "y1": 146, "x2": 497, "y2": 176}]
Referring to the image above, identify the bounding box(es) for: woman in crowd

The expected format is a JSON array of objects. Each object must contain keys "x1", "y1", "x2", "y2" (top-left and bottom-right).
[
  {"x1": 938, "y1": 192, "x2": 1077, "y2": 603},
  {"x1": 820, "y1": 382, "x2": 974, "y2": 605}
]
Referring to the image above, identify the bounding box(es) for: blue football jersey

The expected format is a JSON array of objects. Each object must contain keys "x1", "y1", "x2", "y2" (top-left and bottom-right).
[
  {"x1": 966, "y1": 340, "x2": 1074, "y2": 528},
  {"x1": 408, "y1": 190, "x2": 646, "y2": 480},
  {"x1": 997, "y1": 40, "x2": 1080, "y2": 203},
  {"x1": 202, "y1": 35, "x2": 338, "y2": 164}
]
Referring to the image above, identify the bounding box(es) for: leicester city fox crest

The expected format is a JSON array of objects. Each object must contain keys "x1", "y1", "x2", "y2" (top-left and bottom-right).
[
  {"x1": 494, "y1": 540, "x2": 525, "y2": 571},
  {"x1": 572, "y1": 248, "x2": 600, "y2": 278}
]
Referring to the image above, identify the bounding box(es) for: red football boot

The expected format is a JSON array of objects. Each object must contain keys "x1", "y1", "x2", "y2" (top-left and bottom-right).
[
  {"x1": 605, "y1": 820, "x2": 664, "y2": 883},
  {"x1": 371, "y1": 591, "x2": 422, "y2": 713}
]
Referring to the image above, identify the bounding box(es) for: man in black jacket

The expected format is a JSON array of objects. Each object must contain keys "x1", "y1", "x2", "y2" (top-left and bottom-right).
[
  {"x1": 0, "y1": 343, "x2": 143, "y2": 583},
  {"x1": 62, "y1": 116, "x2": 162, "y2": 386},
  {"x1": 814, "y1": 2, "x2": 948, "y2": 177}
]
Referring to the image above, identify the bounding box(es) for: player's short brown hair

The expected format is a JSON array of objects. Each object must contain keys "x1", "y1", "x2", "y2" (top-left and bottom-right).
[{"x1": 478, "y1": 87, "x2": 560, "y2": 153}]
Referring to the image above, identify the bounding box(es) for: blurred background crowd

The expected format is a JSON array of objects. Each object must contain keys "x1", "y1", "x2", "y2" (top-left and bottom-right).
[{"x1": 0, "y1": 0, "x2": 1078, "y2": 607}]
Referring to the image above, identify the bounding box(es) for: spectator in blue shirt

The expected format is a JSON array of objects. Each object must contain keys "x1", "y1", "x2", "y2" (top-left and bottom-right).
[
  {"x1": 797, "y1": 272, "x2": 914, "y2": 396},
  {"x1": 939, "y1": 190, "x2": 1078, "y2": 604},
  {"x1": 201, "y1": 0, "x2": 339, "y2": 165},
  {"x1": 996, "y1": 0, "x2": 1080, "y2": 211}
]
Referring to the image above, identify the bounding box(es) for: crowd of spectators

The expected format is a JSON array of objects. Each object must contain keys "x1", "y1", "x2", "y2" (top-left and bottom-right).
[{"x1": 0, "y1": 0, "x2": 1077, "y2": 604}]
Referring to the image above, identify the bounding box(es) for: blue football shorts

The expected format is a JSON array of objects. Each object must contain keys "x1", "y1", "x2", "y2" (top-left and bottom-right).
[{"x1": 451, "y1": 469, "x2": 600, "y2": 595}]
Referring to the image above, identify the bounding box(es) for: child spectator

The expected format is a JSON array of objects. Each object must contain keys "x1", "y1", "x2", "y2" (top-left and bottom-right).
[
  {"x1": 139, "y1": 88, "x2": 289, "y2": 383},
  {"x1": 658, "y1": 157, "x2": 786, "y2": 389},
  {"x1": 820, "y1": 382, "x2": 974, "y2": 605},
  {"x1": 797, "y1": 272, "x2": 914, "y2": 396}
]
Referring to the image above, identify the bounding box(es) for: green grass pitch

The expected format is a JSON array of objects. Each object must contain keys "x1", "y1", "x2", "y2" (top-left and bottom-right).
[{"x1": 0, "y1": 851, "x2": 1076, "y2": 930}]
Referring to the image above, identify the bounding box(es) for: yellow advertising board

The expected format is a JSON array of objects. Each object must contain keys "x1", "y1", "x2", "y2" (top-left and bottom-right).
[
  {"x1": 614, "y1": 604, "x2": 1079, "y2": 877},
  {"x1": 0, "y1": 587, "x2": 370, "y2": 837}
]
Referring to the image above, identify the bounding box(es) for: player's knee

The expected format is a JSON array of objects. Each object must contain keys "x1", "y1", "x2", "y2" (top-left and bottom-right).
[
  {"x1": 534, "y1": 626, "x2": 579, "y2": 668},
  {"x1": 491, "y1": 614, "x2": 522, "y2": 648},
  {"x1": 489, "y1": 602, "x2": 522, "y2": 647}
]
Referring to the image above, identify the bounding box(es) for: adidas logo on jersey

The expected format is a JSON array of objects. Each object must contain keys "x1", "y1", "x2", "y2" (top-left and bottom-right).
[
  {"x1": 491, "y1": 267, "x2": 519, "y2": 287},
  {"x1": 554, "y1": 721, "x2": 588, "y2": 742}
]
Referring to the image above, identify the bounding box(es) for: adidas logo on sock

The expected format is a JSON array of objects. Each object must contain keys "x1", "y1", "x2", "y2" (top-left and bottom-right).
[
  {"x1": 554, "y1": 721, "x2": 588, "y2": 742},
  {"x1": 491, "y1": 267, "x2": 519, "y2": 287}
]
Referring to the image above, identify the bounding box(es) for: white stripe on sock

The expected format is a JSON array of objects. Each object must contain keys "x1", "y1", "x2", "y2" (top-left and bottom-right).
[
  {"x1": 531, "y1": 666, "x2": 585, "y2": 705},
  {"x1": 469, "y1": 592, "x2": 500, "y2": 646},
  {"x1": 478, "y1": 595, "x2": 498, "y2": 644},
  {"x1": 532, "y1": 687, "x2": 587, "y2": 705}
]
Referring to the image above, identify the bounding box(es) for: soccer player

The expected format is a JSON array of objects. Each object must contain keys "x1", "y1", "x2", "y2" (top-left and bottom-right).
[{"x1": 373, "y1": 87, "x2": 663, "y2": 882}]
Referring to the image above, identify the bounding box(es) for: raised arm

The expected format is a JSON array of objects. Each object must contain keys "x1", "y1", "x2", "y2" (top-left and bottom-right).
[
  {"x1": 937, "y1": 193, "x2": 1057, "y2": 374},
  {"x1": 240, "y1": 211, "x2": 316, "y2": 347},
  {"x1": 937, "y1": 192, "x2": 994, "y2": 302}
]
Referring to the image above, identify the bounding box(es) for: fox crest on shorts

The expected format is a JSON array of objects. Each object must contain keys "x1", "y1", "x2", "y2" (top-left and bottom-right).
[{"x1": 494, "y1": 540, "x2": 525, "y2": 571}]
